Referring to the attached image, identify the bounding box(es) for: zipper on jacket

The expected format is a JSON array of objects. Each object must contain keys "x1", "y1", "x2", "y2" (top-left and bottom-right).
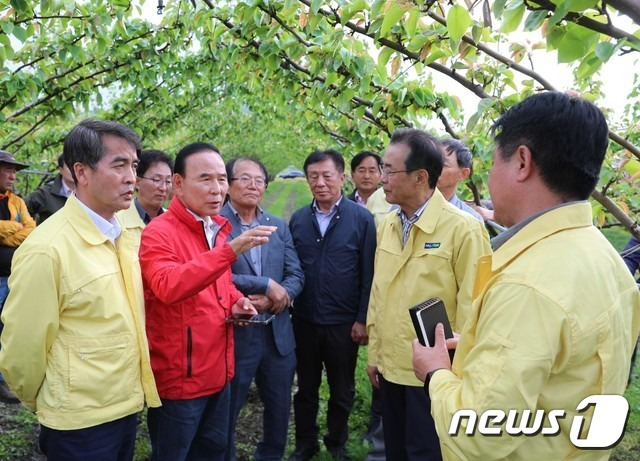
[{"x1": 187, "y1": 326, "x2": 192, "y2": 378}]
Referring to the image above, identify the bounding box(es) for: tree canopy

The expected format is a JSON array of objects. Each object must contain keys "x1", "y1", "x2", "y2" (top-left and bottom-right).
[{"x1": 1, "y1": 0, "x2": 638, "y2": 236}]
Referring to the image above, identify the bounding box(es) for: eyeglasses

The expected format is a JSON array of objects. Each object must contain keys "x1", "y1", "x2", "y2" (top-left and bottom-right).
[
  {"x1": 140, "y1": 177, "x2": 172, "y2": 187},
  {"x1": 231, "y1": 176, "x2": 266, "y2": 187},
  {"x1": 380, "y1": 167, "x2": 410, "y2": 177}
]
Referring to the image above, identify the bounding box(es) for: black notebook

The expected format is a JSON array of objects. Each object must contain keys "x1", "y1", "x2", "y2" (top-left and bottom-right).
[{"x1": 409, "y1": 297, "x2": 453, "y2": 347}]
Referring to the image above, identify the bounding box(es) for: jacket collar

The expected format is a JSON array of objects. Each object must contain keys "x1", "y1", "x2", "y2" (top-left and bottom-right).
[
  {"x1": 62, "y1": 194, "x2": 122, "y2": 246},
  {"x1": 387, "y1": 188, "x2": 447, "y2": 235},
  {"x1": 490, "y1": 201, "x2": 592, "y2": 272}
]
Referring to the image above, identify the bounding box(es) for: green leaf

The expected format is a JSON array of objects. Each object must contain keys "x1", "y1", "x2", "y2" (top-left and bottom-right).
[
  {"x1": 447, "y1": 5, "x2": 471, "y2": 43},
  {"x1": 380, "y1": 3, "x2": 404, "y2": 38},
  {"x1": 523, "y1": 10, "x2": 547, "y2": 32},
  {"x1": 377, "y1": 46, "x2": 394, "y2": 68},
  {"x1": 406, "y1": 8, "x2": 419, "y2": 38},
  {"x1": 566, "y1": 0, "x2": 598, "y2": 12},
  {"x1": 548, "y1": 0, "x2": 571, "y2": 28},
  {"x1": 557, "y1": 23, "x2": 599, "y2": 63},
  {"x1": 0, "y1": 22, "x2": 14, "y2": 35},
  {"x1": 310, "y1": 0, "x2": 323, "y2": 15},
  {"x1": 96, "y1": 37, "x2": 107, "y2": 55},
  {"x1": 341, "y1": 0, "x2": 367, "y2": 25},
  {"x1": 12, "y1": 25, "x2": 28, "y2": 43},
  {"x1": 500, "y1": 0, "x2": 525, "y2": 33},
  {"x1": 10, "y1": 0, "x2": 29, "y2": 13},
  {"x1": 493, "y1": 0, "x2": 507, "y2": 18},
  {"x1": 594, "y1": 42, "x2": 614, "y2": 62},
  {"x1": 471, "y1": 25, "x2": 483, "y2": 44},
  {"x1": 371, "y1": 0, "x2": 386, "y2": 18}
]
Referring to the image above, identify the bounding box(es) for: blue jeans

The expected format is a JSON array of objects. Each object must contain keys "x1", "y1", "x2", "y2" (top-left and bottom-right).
[
  {"x1": 0, "y1": 276, "x2": 8, "y2": 383},
  {"x1": 39, "y1": 413, "x2": 137, "y2": 461},
  {"x1": 148, "y1": 386, "x2": 230, "y2": 461}
]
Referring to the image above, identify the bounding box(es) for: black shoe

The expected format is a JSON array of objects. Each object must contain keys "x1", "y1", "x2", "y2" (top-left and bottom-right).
[
  {"x1": 287, "y1": 445, "x2": 319, "y2": 461},
  {"x1": 0, "y1": 381, "x2": 19, "y2": 404},
  {"x1": 327, "y1": 446, "x2": 350, "y2": 461}
]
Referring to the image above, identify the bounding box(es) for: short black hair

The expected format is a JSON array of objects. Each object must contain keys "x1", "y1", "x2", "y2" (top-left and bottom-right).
[
  {"x1": 57, "y1": 154, "x2": 64, "y2": 169},
  {"x1": 63, "y1": 119, "x2": 142, "y2": 184},
  {"x1": 350, "y1": 151, "x2": 382, "y2": 172},
  {"x1": 441, "y1": 138, "x2": 472, "y2": 169},
  {"x1": 226, "y1": 157, "x2": 270, "y2": 188},
  {"x1": 174, "y1": 142, "x2": 220, "y2": 177},
  {"x1": 491, "y1": 92, "x2": 608, "y2": 200},
  {"x1": 303, "y1": 149, "x2": 345, "y2": 175},
  {"x1": 389, "y1": 128, "x2": 443, "y2": 189},
  {"x1": 137, "y1": 149, "x2": 174, "y2": 177}
]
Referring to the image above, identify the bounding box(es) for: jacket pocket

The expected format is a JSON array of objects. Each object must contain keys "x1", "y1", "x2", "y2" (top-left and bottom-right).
[
  {"x1": 67, "y1": 334, "x2": 134, "y2": 410},
  {"x1": 187, "y1": 326, "x2": 192, "y2": 378}
]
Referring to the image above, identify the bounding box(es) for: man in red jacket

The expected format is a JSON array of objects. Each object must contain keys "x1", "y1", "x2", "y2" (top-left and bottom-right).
[{"x1": 139, "y1": 142, "x2": 276, "y2": 461}]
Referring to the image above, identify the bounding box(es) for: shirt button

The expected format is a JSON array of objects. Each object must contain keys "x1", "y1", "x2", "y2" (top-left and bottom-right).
[{"x1": 218, "y1": 296, "x2": 223, "y2": 300}]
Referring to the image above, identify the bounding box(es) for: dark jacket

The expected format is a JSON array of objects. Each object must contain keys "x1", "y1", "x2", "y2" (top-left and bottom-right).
[
  {"x1": 289, "y1": 196, "x2": 376, "y2": 325},
  {"x1": 623, "y1": 236, "x2": 640, "y2": 282},
  {"x1": 25, "y1": 175, "x2": 68, "y2": 225}
]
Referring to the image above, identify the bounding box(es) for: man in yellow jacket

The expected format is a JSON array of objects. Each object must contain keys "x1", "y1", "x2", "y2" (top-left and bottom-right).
[
  {"x1": 413, "y1": 92, "x2": 640, "y2": 460},
  {"x1": 0, "y1": 150, "x2": 35, "y2": 403},
  {"x1": 366, "y1": 128, "x2": 491, "y2": 460},
  {"x1": 0, "y1": 119, "x2": 160, "y2": 460}
]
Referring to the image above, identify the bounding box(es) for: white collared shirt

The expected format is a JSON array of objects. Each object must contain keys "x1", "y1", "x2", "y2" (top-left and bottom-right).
[
  {"x1": 185, "y1": 209, "x2": 220, "y2": 249},
  {"x1": 75, "y1": 193, "x2": 122, "y2": 246}
]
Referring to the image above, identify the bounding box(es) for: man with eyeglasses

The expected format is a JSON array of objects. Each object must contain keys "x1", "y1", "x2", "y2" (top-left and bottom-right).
[
  {"x1": 288, "y1": 149, "x2": 376, "y2": 461},
  {"x1": 118, "y1": 149, "x2": 173, "y2": 242},
  {"x1": 366, "y1": 129, "x2": 490, "y2": 460},
  {"x1": 221, "y1": 157, "x2": 304, "y2": 461}
]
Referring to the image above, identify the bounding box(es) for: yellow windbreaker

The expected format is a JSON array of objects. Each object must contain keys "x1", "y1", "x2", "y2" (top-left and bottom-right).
[
  {"x1": 0, "y1": 191, "x2": 35, "y2": 247},
  {"x1": 367, "y1": 188, "x2": 491, "y2": 386},
  {"x1": 430, "y1": 202, "x2": 640, "y2": 460},
  {"x1": 117, "y1": 199, "x2": 145, "y2": 243},
  {"x1": 0, "y1": 195, "x2": 160, "y2": 430}
]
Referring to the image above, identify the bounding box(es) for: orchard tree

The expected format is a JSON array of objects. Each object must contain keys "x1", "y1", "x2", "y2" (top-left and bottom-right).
[{"x1": 0, "y1": 0, "x2": 638, "y2": 237}]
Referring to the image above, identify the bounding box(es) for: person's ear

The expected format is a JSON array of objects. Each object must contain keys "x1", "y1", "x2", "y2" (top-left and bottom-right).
[
  {"x1": 172, "y1": 173, "x2": 184, "y2": 196},
  {"x1": 459, "y1": 167, "x2": 471, "y2": 181},
  {"x1": 515, "y1": 145, "x2": 534, "y2": 182},
  {"x1": 73, "y1": 163, "x2": 89, "y2": 188}
]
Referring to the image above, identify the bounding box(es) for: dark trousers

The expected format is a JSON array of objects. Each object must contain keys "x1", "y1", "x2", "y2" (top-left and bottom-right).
[
  {"x1": 227, "y1": 324, "x2": 296, "y2": 461},
  {"x1": 379, "y1": 375, "x2": 442, "y2": 461},
  {"x1": 39, "y1": 413, "x2": 138, "y2": 461},
  {"x1": 292, "y1": 318, "x2": 359, "y2": 450},
  {"x1": 148, "y1": 387, "x2": 230, "y2": 461}
]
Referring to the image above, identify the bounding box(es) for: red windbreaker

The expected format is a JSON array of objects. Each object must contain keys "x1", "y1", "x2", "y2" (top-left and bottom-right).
[{"x1": 139, "y1": 196, "x2": 243, "y2": 399}]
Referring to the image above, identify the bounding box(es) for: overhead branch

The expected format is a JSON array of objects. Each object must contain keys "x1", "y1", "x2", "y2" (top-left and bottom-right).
[
  {"x1": 592, "y1": 188, "x2": 640, "y2": 240},
  {"x1": 529, "y1": 0, "x2": 640, "y2": 49},
  {"x1": 607, "y1": 0, "x2": 640, "y2": 25}
]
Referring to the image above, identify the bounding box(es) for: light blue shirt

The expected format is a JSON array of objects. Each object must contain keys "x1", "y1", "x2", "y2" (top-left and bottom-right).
[
  {"x1": 313, "y1": 196, "x2": 342, "y2": 237},
  {"x1": 448, "y1": 194, "x2": 483, "y2": 222},
  {"x1": 228, "y1": 203, "x2": 262, "y2": 276}
]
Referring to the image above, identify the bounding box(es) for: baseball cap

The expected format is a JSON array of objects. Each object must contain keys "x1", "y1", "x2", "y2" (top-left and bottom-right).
[{"x1": 0, "y1": 150, "x2": 29, "y2": 171}]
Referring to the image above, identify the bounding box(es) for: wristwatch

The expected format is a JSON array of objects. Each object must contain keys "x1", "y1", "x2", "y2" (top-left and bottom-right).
[{"x1": 423, "y1": 368, "x2": 445, "y2": 396}]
